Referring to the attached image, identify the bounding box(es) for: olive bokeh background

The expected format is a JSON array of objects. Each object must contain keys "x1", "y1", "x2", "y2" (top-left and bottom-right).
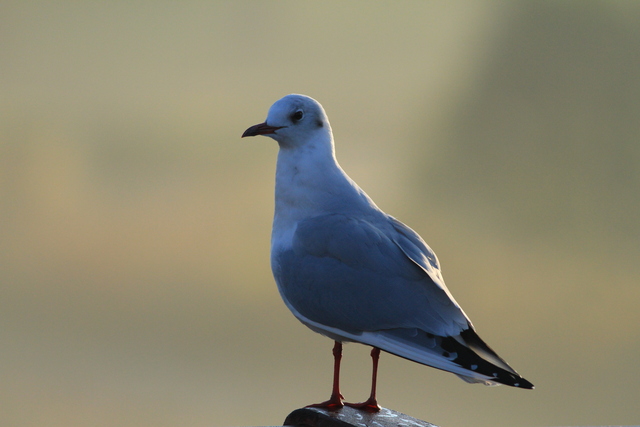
[{"x1": 2, "y1": 2, "x2": 639, "y2": 426}]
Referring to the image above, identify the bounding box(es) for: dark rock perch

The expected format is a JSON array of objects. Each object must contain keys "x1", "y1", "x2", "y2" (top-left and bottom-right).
[{"x1": 284, "y1": 406, "x2": 439, "y2": 427}]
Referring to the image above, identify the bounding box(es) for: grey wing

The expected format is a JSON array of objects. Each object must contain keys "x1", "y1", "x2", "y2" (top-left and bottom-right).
[
  {"x1": 387, "y1": 215, "x2": 473, "y2": 326},
  {"x1": 273, "y1": 213, "x2": 470, "y2": 337}
]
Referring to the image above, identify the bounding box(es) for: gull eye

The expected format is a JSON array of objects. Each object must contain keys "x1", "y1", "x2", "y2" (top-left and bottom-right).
[{"x1": 291, "y1": 110, "x2": 304, "y2": 122}]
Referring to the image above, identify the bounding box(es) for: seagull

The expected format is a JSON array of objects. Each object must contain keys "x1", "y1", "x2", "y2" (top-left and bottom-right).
[{"x1": 242, "y1": 94, "x2": 533, "y2": 412}]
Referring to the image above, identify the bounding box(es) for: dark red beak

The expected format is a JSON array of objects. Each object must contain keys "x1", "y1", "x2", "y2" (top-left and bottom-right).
[{"x1": 242, "y1": 122, "x2": 285, "y2": 138}]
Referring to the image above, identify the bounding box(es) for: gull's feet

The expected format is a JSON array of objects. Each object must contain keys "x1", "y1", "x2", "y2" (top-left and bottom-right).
[
  {"x1": 306, "y1": 393, "x2": 344, "y2": 411},
  {"x1": 344, "y1": 397, "x2": 381, "y2": 413}
]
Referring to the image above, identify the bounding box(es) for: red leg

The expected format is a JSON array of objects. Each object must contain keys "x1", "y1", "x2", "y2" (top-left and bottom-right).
[
  {"x1": 306, "y1": 341, "x2": 344, "y2": 410},
  {"x1": 345, "y1": 347, "x2": 381, "y2": 412}
]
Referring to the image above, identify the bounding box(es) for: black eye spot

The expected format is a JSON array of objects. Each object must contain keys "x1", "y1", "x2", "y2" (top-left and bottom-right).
[{"x1": 291, "y1": 110, "x2": 304, "y2": 122}]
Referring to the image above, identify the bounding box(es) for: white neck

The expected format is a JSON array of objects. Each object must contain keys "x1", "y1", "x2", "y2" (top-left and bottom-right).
[{"x1": 271, "y1": 135, "x2": 377, "y2": 250}]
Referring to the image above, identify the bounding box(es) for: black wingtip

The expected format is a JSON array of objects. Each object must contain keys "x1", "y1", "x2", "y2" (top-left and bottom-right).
[
  {"x1": 512, "y1": 376, "x2": 535, "y2": 389},
  {"x1": 374, "y1": 328, "x2": 534, "y2": 389},
  {"x1": 456, "y1": 328, "x2": 534, "y2": 389}
]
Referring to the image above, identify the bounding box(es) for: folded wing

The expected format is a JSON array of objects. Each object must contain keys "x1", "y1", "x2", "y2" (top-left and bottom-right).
[{"x1": 272, "y1": 213, "x2": 532, "y2": 388}]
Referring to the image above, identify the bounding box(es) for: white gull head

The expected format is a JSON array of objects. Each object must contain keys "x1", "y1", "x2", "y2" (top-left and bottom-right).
[{"x1": 242, "y1": 94, "x2": 333, "y2": 150}]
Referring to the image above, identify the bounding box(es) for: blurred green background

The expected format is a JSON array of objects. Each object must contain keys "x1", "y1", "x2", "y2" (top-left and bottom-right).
[{"x1": 2, "y1": 2, "x2": 639, "y2": 426}]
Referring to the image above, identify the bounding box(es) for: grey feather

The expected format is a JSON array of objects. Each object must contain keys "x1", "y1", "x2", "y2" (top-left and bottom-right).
[{"x1": 273, "y1": 213, "x2": 469, "y2": 337}]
